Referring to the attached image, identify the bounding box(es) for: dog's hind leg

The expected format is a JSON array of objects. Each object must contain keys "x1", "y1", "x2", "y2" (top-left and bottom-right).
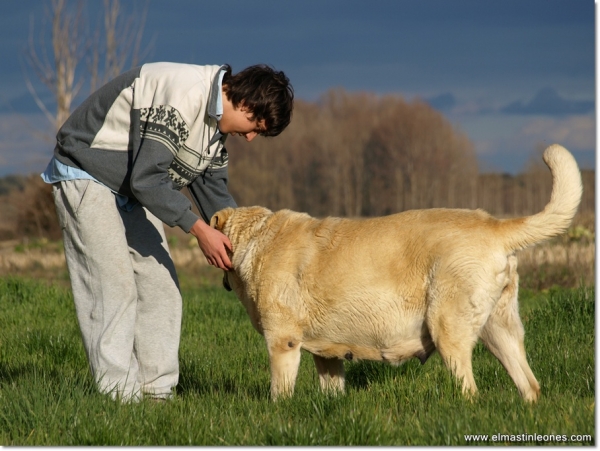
[
  {"x1": 264, "y1": 333, "x2": 303, "y2": 401},
  {"x1": 312, "y1": 354, "x2": 345, "y2": 394},
  {"x1": 432, "y1": 326, "x2": 478, "y2": 398},
  {"x1": 480, "y1": 256, "x2": 541, "y2": 402},
  {"x1": 427, "y1": 282, "x2": 493, "y2": 399}
]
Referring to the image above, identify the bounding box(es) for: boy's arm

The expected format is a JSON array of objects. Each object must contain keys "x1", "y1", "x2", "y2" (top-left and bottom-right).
[
  {"x1": 129, "y1": 138, "x2": 199, "y2": 232},
  {"x1": 128, "y1": 140, "x2": 234, "y2": 270},
  {"x1": 125, "y1": 106, "x2": 199, "y2": 232},
  {"x1": 187, "y1": 160, "x2": 238, "y2": 224},
  {"x1": 187, "y1": 161, "x2": 237, "y2": 270}
]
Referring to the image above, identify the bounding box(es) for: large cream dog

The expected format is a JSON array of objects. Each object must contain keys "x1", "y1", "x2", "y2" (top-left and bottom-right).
[{"x1": 210, "y1": 144, "x2": 582, "y2": 402}]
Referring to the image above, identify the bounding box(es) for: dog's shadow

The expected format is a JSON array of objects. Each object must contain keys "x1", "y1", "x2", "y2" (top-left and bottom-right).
[
  {"x1": 344, "y1": 359, "x2": 423, "y2": 390},
  {"x1": 177, "y1": 359, "x2": 427, "y2": 400},
  {"x1": 176, "y1": 371, "x2": 268, "y2": 400}
]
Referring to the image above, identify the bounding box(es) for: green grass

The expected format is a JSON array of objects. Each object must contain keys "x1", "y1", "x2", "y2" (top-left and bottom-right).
[{"x1": 0, "y1": 276, "x2": 594, "y2": 445}]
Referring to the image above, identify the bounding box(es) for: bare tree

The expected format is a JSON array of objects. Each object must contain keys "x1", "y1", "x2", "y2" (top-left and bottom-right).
[
  {"x1": 25, "y1": 0, "x2": 85, "y2": 130},
  {"x1": 89, "y1": 0, "x2": 150, "y2": 93},
  {"x1": 24, "y1": 0, "x2": 149, "y2": 132}
]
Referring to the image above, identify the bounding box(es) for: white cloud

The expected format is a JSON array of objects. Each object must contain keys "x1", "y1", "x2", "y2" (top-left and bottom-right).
[
  {"x1": 454, "y1": 113, "x2": 595, "y2": 173},
  {"x1": 517, "y1": 116, "x2": 595, "y2": 151}
]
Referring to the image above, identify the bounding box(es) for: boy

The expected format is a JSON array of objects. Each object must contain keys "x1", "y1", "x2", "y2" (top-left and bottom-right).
[{"x1": 42, "y1": 63, "x2": 294, "y2": 401}]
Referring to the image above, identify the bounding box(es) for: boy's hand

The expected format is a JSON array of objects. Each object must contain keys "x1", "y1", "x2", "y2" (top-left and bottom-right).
[{"x1": 190, "y1": 219, "x2": 233, "y2": 270}]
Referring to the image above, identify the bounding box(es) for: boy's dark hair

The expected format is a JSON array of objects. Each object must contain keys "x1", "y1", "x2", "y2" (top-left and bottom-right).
[{"x1": 222, "y1": 64, "x2": 294, "y2": 137}]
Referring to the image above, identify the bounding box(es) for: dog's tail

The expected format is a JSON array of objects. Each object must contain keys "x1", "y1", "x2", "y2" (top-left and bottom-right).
[{"x1": 501, "y1": 144, "x2": 582, "y2": 252}]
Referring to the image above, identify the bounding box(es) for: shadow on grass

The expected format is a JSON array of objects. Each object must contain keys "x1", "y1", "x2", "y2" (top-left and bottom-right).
[
  {"x1": 0, "y1": 362, "x2": 39, "y2": 383},
  {"x1": 175, "y1": 356, "x2": 432, "y2": 400},
  {"x1": 345, "y1": 358, "x2": 425, "y2": 390},
  {"x1": 176, "y1": 370, "x2": 268, "y2": 400}
]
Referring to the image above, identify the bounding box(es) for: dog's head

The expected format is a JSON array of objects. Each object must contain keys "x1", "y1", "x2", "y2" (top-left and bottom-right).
[
  {"x1": 211, "y1": 206, "x2": 274, "y2": 291},
  {"x1": 210, "y1": 207, "x2": 236, "y2": 234},
  {"x1": 210, "y1": 206, "x2": 273, "y2": 246}
]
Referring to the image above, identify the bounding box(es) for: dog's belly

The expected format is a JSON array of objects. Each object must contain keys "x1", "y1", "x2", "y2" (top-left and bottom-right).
[
  {"x1": 303, "y1": 337, "x2": 434, "y2": 364},
  {"x1": 302, "y1": 310, "x2": 434, "y2": 364}
]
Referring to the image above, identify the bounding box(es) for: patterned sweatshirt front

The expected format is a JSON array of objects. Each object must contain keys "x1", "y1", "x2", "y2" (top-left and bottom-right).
[{"x1": 53, "y1": 62, "x2": 236, "y2": 232}]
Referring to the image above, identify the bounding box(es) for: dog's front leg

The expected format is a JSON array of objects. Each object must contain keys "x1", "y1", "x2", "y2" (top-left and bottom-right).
[{"x1": 265, "y1": 334, "x2": 302, "y2": 400}]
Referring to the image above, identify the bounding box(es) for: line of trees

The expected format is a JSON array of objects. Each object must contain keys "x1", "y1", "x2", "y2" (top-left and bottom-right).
[
  {"x1": 226, "y1": 90, "x2": 594, "y2": 219},
  {"x1": 1, "y1": 94, "x2": 594, "y2": 243}
]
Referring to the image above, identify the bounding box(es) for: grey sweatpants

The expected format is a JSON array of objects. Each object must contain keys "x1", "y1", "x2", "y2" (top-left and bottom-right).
[{"x1": 52, "y1": 179, "x2": 182, "y2": 401}]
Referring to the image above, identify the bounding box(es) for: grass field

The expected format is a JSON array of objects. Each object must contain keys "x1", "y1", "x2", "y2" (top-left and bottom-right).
[{"x1": 0, "y1": 276, "x2": 595, "y2": 446}]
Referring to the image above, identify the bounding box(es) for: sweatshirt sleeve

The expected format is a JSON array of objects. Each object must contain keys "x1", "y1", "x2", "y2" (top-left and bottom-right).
[
  {"x1": 188, "y1": 157, "x2": 237, "y2": 223},
  {"x1": 129, "y1": 109, "x2": 200, "y2": 232}
]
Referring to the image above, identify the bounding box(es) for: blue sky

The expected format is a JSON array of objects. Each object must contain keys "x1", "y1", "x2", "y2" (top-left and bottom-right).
[{"x1": 0, "y1": 0, "x2": 595, "y2": 177}]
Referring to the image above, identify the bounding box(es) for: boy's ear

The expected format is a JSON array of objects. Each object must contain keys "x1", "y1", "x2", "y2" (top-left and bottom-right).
[{"x1": 210, "y1": 208, "x2": 233, "y2": 231}]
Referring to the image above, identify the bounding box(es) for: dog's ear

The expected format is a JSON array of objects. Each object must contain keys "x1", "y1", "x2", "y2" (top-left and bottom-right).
[
  {"x1": 222, "y1": 272, "x2": 232, "y2": 291},
  {"x1": 210, "y1": 208, "x2": 234, "y2": 231}
]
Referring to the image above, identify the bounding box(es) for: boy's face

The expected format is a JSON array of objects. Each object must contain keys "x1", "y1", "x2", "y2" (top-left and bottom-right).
[{"x1": 219, "y1": 93, "x2": 266, "y2": 141}]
